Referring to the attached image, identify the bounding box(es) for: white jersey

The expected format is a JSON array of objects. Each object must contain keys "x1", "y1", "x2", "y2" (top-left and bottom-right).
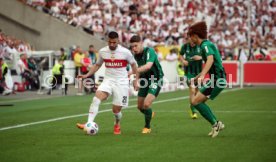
[{"x1": 96, "y1": 45, "x2": 136, "y2": 80}]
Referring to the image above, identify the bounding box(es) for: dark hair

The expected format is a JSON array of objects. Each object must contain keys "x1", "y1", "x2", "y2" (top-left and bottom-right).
[
  {"x1": 108, "y1": 31, "x2": 119, "y2": 39},
  {"x1": 130, "y1": 35, "x2": 141, "y2": 43},
  {"x1": 188, "y1": 21, "x2": 208, "y2": 39},
  {"x1": 89, "y1": 45, "x2": 94, "y2": 48}
]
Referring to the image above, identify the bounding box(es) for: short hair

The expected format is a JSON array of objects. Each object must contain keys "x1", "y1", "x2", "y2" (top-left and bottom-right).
[
  {"x1": 108, "y1": 31, "x2": 119, "y2": 39},
  {"x1": 89, "y1": 45, "x2": 94, "y2": 48},
  {"x1": 130, "y1": 35, "x2": 141, "y2": 43},
  {"x1": 188, "y1": 21, "x2": 208, "y2": 39}
]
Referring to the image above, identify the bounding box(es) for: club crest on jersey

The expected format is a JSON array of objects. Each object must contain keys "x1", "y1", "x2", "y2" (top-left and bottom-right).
[{"x1": 111, "y1": 53, "x2": 115, "y2": 61}]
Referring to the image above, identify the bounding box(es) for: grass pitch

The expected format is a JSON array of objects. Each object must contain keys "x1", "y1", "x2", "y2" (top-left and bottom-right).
[{"x1": 0, "y1": 88, "x2": 276, "y2": 162}]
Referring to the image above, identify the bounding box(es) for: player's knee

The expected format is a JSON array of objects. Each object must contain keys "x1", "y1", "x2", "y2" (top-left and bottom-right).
[
  {"x1": 113, "y1": 109, "x2": 121, "y2": 114},
  {"x1": 191, "y1": 98, "x2": 199, "y2": 106},
  {"x1": 143, "y1": 101, "x2": 151, "y2": 108}
]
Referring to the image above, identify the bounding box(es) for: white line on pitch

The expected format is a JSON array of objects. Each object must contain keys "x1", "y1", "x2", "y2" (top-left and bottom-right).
[
  {"x1": 123, "y1": 110, "x2": 276, "y2": 113},
  {"x1": 0, "y1": 88, "x2": 241, "y2": 131}
]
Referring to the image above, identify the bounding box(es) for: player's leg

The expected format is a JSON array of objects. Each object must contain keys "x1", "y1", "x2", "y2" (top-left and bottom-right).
[
  {"x1": 191, "y1": 80, "x2": 225, "y2": 137},
  {"x1": 191, "y1": 91, "x2": 217, "y2": 124},
  {"x1": 141, "y1": 93, "x2": 156, "y2": 133},
  {"x1": 112, "y1": 105, "x2": 122, "y2": 135},
  {"x1": 137, "y1": 96, "x2": 145, "y2": 114},
  {"x1": 76, "y1": 81, "x2": 110, "y2": 129},
  {"x1": 87, "y1": 90, "x2": 109, "y2": 122},
  {"x1": 141, "y1": 81, "x2": 162, "y2": 134},
  {"x1": 111, "y1": 83, "x2": 129, "y2": 134},
  {"x1": 189, "y1": 85, "x2": 198, "y2": 119}
]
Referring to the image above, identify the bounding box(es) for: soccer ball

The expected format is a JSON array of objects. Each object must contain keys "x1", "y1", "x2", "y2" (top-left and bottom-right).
[{"x1": 84, "y1": 122, "x2": 99, "y2": 135}]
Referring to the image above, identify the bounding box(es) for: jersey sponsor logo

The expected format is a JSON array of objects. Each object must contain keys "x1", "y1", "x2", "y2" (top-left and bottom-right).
[{"x1": 104, "y1": 59, "x2": 128, "y2": 68}]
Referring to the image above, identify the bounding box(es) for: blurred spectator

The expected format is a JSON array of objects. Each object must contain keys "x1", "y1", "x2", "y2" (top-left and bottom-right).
[
  {"x1": 73, "y1": 46, "x2": 85, "y2": 95},
  {"x1": 88, "y1": 45, "x2": 97, "y2": 65},
  {"x1": 47, "y1": 59, "x2": 68, "y2": 95},
  {"x1": 59, "y1": 47, "x2": 67, "y2": 61},
  {"x1": 0, "y1": 57, "x2": 12, "y2": 95},
  {"x1": 73, "y1": 46, "x2": 85, "y2": 77},
  {"x1": 154, "y1": 47, "x2": 164, "y2": 61},
  {"x1": 16, "y1": 0, "x2": 276, "y2": 61},
  {"x1": 0, "y1": 31, "x2": 31, "y2": 60},
  {"x1": 166, "y1": 48, "x2": 178, "y2": 62},
  {"x1": 17, "y1": 54, "x2": 39, "y2": 90}
]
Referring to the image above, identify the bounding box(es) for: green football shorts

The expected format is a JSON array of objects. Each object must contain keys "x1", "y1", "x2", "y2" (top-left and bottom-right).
[
  {"x1": 138, "y1": 79, "x2": 163, "y2": 97},
  {"x1": 199, "y1": 78, "x2": 227, "y2": 100}
]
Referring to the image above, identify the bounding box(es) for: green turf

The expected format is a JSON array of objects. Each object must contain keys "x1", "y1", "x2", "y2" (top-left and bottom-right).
[{"x1": 0, "y1": 88, "x2": 276, "y2": 162}]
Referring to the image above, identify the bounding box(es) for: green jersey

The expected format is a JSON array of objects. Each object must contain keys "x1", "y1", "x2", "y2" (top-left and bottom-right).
[
  {"x1": 180, "y1": 43, "x2": 202, "y2": 78},
  {"x1": 134, "y1": 47, "x2": 164, "y2": 80},
  {"x1": 200, "y1": 40, "x2": 226, "y2": 79}
]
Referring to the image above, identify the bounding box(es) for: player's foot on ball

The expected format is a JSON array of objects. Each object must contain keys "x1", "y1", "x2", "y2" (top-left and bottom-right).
[
  {"x1": 76, "y1": 123, "x2": 85, "y2": 129},
  {"x1": 209, "y1": 121, "x2": 225, "y2": 138},
  {"x1": 113, "y1": 124, "x2": 121, "y2": 135},
  {"x1": 142, "y1": 128, "x2": 151, "y2": 134}
]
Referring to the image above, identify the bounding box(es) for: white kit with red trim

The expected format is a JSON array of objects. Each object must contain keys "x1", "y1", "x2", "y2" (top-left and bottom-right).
[{"x1": 96, "y1": 45, "x2": 136, "y2": 80}]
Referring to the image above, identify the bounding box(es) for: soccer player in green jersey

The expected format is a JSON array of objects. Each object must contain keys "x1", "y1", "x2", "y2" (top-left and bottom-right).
[
  {"x1": 179, "y1": 39, "x2": 202, "y2": 119},
  {"x1": 130, "y1": 35, "x2": 164, "y2": 134},
  {"x1": 188, "y1": 21, "x2": 227, "y2": 138}
]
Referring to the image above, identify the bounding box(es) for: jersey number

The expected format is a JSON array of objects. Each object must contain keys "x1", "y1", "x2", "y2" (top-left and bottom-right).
[
  {"x1": 205, "y1": 46, "x2": 209, "y2": 53},
  {"x1": 122, "y1": 96, "x2": 127, "y2": 104},
  {"x1": 147, "y1": 52, "x2": 150, "y2": 60}
]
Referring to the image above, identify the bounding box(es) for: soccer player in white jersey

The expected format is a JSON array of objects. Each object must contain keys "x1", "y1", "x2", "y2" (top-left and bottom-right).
[{"x1": 76, "y1": 31, "x2": 139, "y2": 135}]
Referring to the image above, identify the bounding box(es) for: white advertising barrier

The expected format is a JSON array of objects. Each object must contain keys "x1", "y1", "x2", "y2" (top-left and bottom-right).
[
  {"x1": 160, "y1": 61, "x2": 178, "y2": 83},
  {"x1": 62, "y1": 60, "x2": 179, "y2": 84}
]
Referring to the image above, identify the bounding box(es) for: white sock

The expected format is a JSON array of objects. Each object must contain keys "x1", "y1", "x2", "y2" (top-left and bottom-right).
[
  {"x1": 88, "y1": 97, "x2": 101, "y2": 123},
  {"x1": 114, "y1": 112, "x2": 122, "y2": 125}
]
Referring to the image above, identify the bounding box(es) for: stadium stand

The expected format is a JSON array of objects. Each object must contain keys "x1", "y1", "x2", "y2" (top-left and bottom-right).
[
  {"x1": 19, "y1": 0, "x2": 276, "y2": 60},
  {"x1": 0, "y1": 31, "x2": 32, "y2": 60}
]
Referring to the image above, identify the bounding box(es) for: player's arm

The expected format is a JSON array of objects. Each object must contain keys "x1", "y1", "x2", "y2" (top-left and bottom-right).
[
  {"x1": 79, "y1": 54, "x2": 103, "y2": 78},
  {"x1": 126, "y1": 50, "x2": 139, "y2": 90},
  {"x1": 179, "y1": 55, "x2": 189, "y2": 66},
  {"x1": 179, "y1": 45, "x2": 189, "y2": 66},
  {"x1": 130, "y1": 62, "x2": 139, "y2": 91},
  {"x1": 137, "y1": 48, "x2": 155, "y2": 73},
  {"x1": 194, "y1": 45, "x2": 214, "y2": 82},
  {"x1": 137, "y1": 62, "x2": 153, "y2": 73},
  {"x1": 198, "y1": 55, "x2": 213, "y2": 79}
]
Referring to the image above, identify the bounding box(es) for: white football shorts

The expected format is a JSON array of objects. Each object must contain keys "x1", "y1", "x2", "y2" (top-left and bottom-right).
[{"x1": 97, "y1": 79, "x2": 129, "y2": 107}]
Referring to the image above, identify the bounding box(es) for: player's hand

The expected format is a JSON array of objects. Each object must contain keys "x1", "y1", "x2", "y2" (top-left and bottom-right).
[
  {"x1": 182, "y1": 60, "x2": 189, "y2": 66},
  {"x1": 77, "y1": 75, "x2": 87, "y2": 79},
  {"x1": 133, "y1": 80, "x2": 139, "y2": 91},
  {"x1": 197, "y1": 75, "x2": 205, "y2": 84}
]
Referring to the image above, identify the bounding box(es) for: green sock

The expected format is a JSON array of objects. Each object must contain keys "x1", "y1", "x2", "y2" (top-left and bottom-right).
[
  {"x1": 190, "y1": 104, "x2": 197, "y2": 114},
  {"x1": 144, "y1": 108, "x2": 152, "y2": 128},
  {"x1": 194, "y1": 103, "x2": 217, "y2": 125}
]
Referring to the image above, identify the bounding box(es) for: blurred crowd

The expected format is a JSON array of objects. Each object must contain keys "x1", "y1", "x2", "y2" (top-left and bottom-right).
[
  {"x1": 19, "y1": 0, "x2": 276, "y2": 59},
  {"x1": 0, "y1": 30, "x2": 32, "y2": 60}
]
